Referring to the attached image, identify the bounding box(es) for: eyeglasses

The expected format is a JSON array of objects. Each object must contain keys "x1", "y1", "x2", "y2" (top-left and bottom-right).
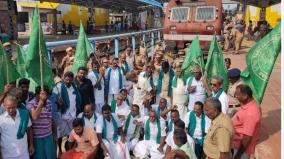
[
  {"x1": 210, "y1": 83, "x2": 217, "y2": 87},
  {"x1": 193, "y1": 72, "x2": 200, "y2": 73}
]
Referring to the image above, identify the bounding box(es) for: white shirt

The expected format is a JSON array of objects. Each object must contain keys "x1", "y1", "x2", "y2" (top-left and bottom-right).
[
  {"x1": 165, "y1": 131, "x2": 195, "y2": 151},
  {"x1": 114, "y1": 103, "x2": 130, "y2": 124},
  {"x1": 212, "y1": 91, "x2": 229, "y2": 114},
  {"x1": 126, "y1": 54, "x2": 134, "y2": 71},
  {"x1": 88, "y1": 71, "x2": 104, "y2": 104},
  {"x1": 124, "y1": 114, "x2": 141, "y2": 140},
  {"x1": 96, "y1": 113, "x2": 122, "y2": 141},
  {"x1": 132, "y1": 76, "x2": 152, "y2": 106},
  {"x1": 0, "y1": 110, "x2": 32, "y2": 158},
  {"x1": 77, "y1": 112, "x2": 100, "y2": 130},
  {"x1": 172, "y1": 77, "x2": 187, "y2": 106},
  {"x1": 53, "y1": 82, "x2": 77, "y2": 119},
  {"x1": 187, "y1": 77, "x2": 206, "y2": 111},
  {"x1": 184, "y1": 111, "x2": 211, "y2": 139},
  {"x1": 142, "y1": 116, "x2": 166, "y2": 141},
  {"x1": 139, "y1": 72, "x2": 155, "y2": 88},
  {"x1": 105, "y1": 67, "x2": 124, "y2": 94},
  {"x1": 151, "y1": 104, "x2": 170, "y2": 121}
]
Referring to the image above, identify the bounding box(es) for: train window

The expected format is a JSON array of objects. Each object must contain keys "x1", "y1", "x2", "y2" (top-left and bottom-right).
[
  {"x1": 170, "y1": 7, "x2": 190, "y2": 22},
  {"x1": 195, "y1": 6, "x2": 216, "y2": 21}
]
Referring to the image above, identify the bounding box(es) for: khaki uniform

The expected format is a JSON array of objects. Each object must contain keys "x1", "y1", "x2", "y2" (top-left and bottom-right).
[
  {"x1": 134, "y1": 54, "x2": 146, "y2": 71},
  {"x1": 204, "y1": 113, "x2": 234, "y2": 159},
  {"x1": 223, "y1": 23, "x2": 234, "y2": 50},
  {"x1": 228, "y1": 79, "x2": 242, "y2": 106},
  {"x1": 139, "y1": 46, "x2": 147, "y2": 57}
]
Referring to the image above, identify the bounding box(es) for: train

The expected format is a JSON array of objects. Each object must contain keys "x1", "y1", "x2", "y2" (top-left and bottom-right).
[{"x1": 163, "y1": 0, "x2": 222, "y2": 52}]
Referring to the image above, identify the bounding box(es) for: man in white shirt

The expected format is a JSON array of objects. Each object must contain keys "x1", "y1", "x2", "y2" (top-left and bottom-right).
[
  {"x1": 0, "y1": 95, "x2": 34, "y2": 159},
  {"x1": 87, "y1": 61, "x2": 105, "y2": 114},
  {"x1": 77, "y1": 104, "x2": 100, "y2": 130},
  {"x1": 134, "y1": 110, "x2": 166, "y2": 159},
  {"x1": 184, "y1": 101, "x2": 211, "y2": 159},
  {"x1": 151, "y1": 98, "x2": 170, "y2": 121},
  {"x1": 119, "y1": 52, "x2": 130, "y2": 75},
  {"x1": 110, "y1": 94, "x2": 130, "y2": 124},
  {"x1": 165, "y1": 119, "x2": 196, "y2": 159},
  {"x1": 120, "y1": 88, "x2": 133, "y2": 107},
  {"x1": 203, "y1": 75, "x2": 229, "y2": 114},
  {"x1": 96, "y1": 105, "x2": 130, "y2": 159},
  {"x1": 172, "y1": 63, "x2": 187, "y2": 119},
  {"x1": 123, "y1": 104, "x2": 141, "y2": 151},
  {"x1": 125, "y1": 47, "x2": 134, "y2": 71},
  {"x1": 105, "y1": 58, "x2": 125, "y2": 104},
  {"x1": 128, "y1": 71, "x2": 152, "y2": 116},
  {"x1": 187, "y1": 66, "x2": 206, "y2": 111},
  {"x1": 53, "y1": 71, "x2": 81, "y2": 155}
]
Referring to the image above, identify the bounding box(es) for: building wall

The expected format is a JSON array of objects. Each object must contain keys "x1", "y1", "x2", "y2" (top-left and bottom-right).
[
  {"x1": 245, "y1": 3, "x2": 281, "y2": 28},
  {"x1": 57, "y1": 4, "x2": 109, "y2": 27},
  {"x1": 0, "y1": 0, "x2": 18, "y2": 40}
]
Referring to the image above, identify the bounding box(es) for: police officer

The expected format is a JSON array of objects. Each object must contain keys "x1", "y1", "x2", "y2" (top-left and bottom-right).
[
  {"x1": 227, "y1": 68, "x2": 243, "y2": 115},
  {"x1": 223, "y1": 21, "x2": 234, "y2": 51},
  {"x1": 232, "y1": 20, "x2": 246, "y2": 54}
]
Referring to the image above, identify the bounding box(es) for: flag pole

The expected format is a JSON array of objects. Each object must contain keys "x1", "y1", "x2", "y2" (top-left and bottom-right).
[
  {"x1": 2, "y1": 44, "x2": 10, "y2": 83},
  {"x1": 37, "y1": 6, "x2": 44, "y2": 90}
]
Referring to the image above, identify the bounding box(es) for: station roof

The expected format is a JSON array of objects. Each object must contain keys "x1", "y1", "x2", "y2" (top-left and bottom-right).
[
  {"x1": 232, "y1": 0, "x2": 281, "y2": 8},
  {"x1": 39, "y1": 0, "x2": 165, "y2": 12}
]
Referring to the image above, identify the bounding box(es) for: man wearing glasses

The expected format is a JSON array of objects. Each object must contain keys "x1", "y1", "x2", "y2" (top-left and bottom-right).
[{"x1": 203, "y1": 75, "x2": 229, "y2": 115}]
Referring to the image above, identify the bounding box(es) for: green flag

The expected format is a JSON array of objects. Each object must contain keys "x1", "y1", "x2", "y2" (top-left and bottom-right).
[
  {"x1": 16, "y1": 44, "x2": 28, "y2": 78},
  {"x1": 0, "y1": 42, "x2": 20, "y2": 93},
  {"x1": 71, "y1": 22, "x2": 94, "y2": 73},
  {"x1": 181, "y1": 37, "x2": 205, "y2": 82},
  {"x1": 205, "y1": 34, "x2": 228, "y2": 91},
  {"x1": 241, "y1": 23, "x2": 281, "y2": 105},
  {"x1": 25, "y1": 7, "x2": 54, "y2": 90}
]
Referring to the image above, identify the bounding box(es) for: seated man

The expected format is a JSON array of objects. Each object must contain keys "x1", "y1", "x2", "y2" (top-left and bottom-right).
[
  {"x1": 165, "y1": 119, "x2": 196, "y2": 159},
  {"x1": 96, "y1": 105, "x2": 131, "y2": 159},
  {"x1": 134, "y1": 110, "x2": 166, "y2": 159},
  {"x1": 164, "y1": 129, "x2": 197, "y2": 159},
  {"x1": 184, "y1": 101, "x2": 211, "y2": 159},
  {"x1": 123, "y1": 104, "x2": 141, "y2": 151},
  {"x1": 61, "y1": 118, "x2": 99, "y2": 159},
  {"x1": 77, "y1": 104, "x2": 100, "y2": 130},
  {"x1": 110, "y1": 94, "x2": 130, "y2": 124}
]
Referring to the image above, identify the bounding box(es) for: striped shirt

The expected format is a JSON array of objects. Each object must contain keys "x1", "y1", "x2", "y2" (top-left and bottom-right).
[{"x1": 27, "y1": 98, "x2": 53, "y2": 138}]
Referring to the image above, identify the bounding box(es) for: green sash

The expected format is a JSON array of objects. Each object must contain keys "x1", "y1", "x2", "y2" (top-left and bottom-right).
[
  {"x1": 102, "y1": 115, "x2": 119, "y2": 143},
  {"x1": 168, "y1": 120, "x2": 173, "y2": 132},
  {"x1": 172, "y1": 76, "x2": 186, "y2": 88},
  {"x1": 60, "y1": 83, "x2": 82, "y2": 114},
  {"x1": 157, "y1": 69, "x2": 174, "y2": 96},
  {"x1": 111, "y1": 100, "x2": 117, "y2": 113},
  {"x1": 123, "y1": 114, "x2": 140, "y2": 140},
  {"x1": 145, "y1": 118, "x2": 161, "y2": 144},
  {"x1": 17, "y1": 108, "x2": 30, "y2": 139},
  {"x1": 81, "y1": 113, "x2": 97, "y2": 129},
  {"x1": 188, "y1": 111, "x2": 206, "y2": 146},
  {"x1": 210, "y1": 88, "x2": 224, "y2": 98},
  {"x1": 143, "y1": 72, "x2": 154, "y2": 88}
]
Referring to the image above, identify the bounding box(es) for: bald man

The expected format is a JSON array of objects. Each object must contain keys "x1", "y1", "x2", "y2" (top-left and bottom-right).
[{"x1": 119, "y1": 52, "x2": 130, "y2": 75}]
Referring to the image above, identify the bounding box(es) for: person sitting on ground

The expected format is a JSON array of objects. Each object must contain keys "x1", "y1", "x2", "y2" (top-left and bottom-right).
[
  {"x1": 164, "y1": 129, "x2": 196, "y2": 159},
  {"x1": 61, "y1": 118, "x2": 99, "y2": 159}
]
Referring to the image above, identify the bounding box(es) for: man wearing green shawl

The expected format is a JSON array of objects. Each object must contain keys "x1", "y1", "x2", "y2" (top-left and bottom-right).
[
  {"x1": 203, "y1": 75, "x2": 229, "y2": 114},
  {"x1": 134, "y1": 110, "x2": 167, "y2": 159},
  {"x1": 0, "y1": 95, "x2": 34, "y2": 159},
  {"x1": 184, "y1": 101, "x2": 211, "y2": 159},
  {"x1": 123, "y1": 104, "x2": 141, "y2": 151},
  {"x1": 96, "y1": 105, "x2": 131, "y2": 159},
  {"x1": 53, "y1": 71, "x2": 81, "y2": 155},
  {"x1": 172, "y1": 63, "x2": 187, "y2": 119}
]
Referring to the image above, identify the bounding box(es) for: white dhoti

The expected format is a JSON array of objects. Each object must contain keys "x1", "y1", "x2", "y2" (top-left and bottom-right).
[
  {"x1": 103, "y1": 139, "x2": 131, "y2": 159},
  {"x1": 134, "y1": 140, "x2": 165, "y2": 159},
  {"x1": 126, "y1": 137, "x2": 139, "y2": 151},
  {"x1": 188, "y1": 95, "x2": 205, "y2": 111},
  {"x1": 95, "y1": 103, "x2": 104, "y2": 114},
  {"x1": 57, "y1": 117, "x2": 74, "y2": 138}
]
